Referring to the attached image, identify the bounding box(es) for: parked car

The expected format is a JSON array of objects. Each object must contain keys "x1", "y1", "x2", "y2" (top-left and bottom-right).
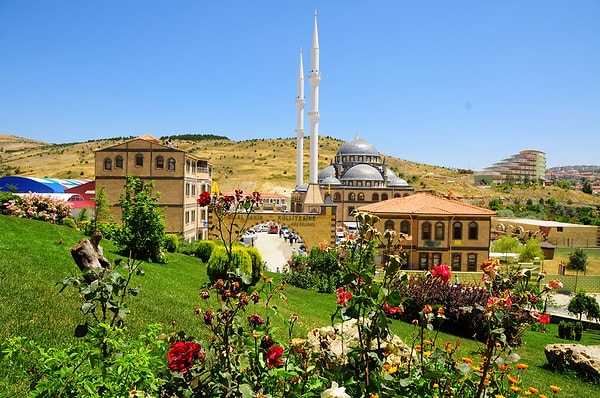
[{"x1": 268, "y1": 224, "x2": 279, "y2": 234}]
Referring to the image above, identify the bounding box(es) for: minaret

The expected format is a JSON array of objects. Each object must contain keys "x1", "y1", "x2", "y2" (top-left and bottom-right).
[
  {"x1": 295, "y1": 48, "x2": 305, "y2": 187},
  {"x1": 308, "y1": 10, "x2": 321, "y2": 185}
]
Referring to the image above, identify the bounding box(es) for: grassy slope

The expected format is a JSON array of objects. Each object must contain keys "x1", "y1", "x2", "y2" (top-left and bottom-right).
[{"x1": 1, "y1": 215, "x2": 600, "y2": 397}]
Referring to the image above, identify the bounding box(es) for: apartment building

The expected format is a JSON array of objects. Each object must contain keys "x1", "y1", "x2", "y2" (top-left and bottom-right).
[{"x1": 475, "y1": 150, "x2": 546, "y2": 185}]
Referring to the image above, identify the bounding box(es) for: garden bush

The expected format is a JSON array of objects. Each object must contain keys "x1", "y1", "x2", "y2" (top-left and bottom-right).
[
  {"x1": 62, "y1": 216, "x2": 78, "y2": 230},
  {"x1": 195, "y1": 240, "x2": 217, "y2": 263},
  {"x1": 206, "y1": 245, "x2": 253, "y2": 286},
  {"x1": 164, "y1": 234, "x2": 179, "y2": 253},
  {"x1": 245, "y1": 245, "x2": 264, "y2": 284}
]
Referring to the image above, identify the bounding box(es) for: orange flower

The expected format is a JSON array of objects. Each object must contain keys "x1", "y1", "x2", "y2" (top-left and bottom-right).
[
  {"x1": 529, "y1": 387, "x2": 539, "y2": 393},
  {"x1": 548, "y1": 279, "x2": 563, "y2": 289},
  {"x1": 516, "y1": 363, "x2": 529, "y2": 369},
  {"x1": 510, "y1": 385, "x2": 522, "y2": 392},
  {"x1": 549, "y1": 385, "x2": 562, "y2": 393},
  {"x1": 507, "y1": 374, "x2": 520, "y2": 384},
  {"x1": 539, "y1": 395, "x2": 548, "y2": 398}
]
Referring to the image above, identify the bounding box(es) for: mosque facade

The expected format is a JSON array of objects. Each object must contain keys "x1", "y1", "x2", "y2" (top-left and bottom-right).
[{"x1": 289, "y1": 12, "x2": 414, "y2": 227}]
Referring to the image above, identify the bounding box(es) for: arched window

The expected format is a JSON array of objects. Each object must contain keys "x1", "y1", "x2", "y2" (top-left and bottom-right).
[
  {"x1": 468, "y1": 222, "x2": 478, "y2": 240},
  {"x1": 453, "y1": 221, "x2": 463, "y2": 240},
  {"x1": 168, "y1": 157, "x2": 176, "y2": 171},
  {"x1": 384, "y1": 219, "x2": 395, "y2": 230},
  {"x1": 435, "y1": 222, "x2": 445, "y2": 240},
  {"x1": 372, "y1": 193, "x2": 379, "y2": 201},
  {"x1": 155, "y1": 156, "x2": 164, "y2": 169},
  {"x1": 348, "y1": 192, "x2": 356, "y2": 201},
  {"x1": 400, "y1": 220, "x2": 410, "y2": 234},
  {"x1": 115, "y1": 155, "x2": 123, "y2": 169},
  {"x1": 421, "y1": 221, "x2": 431, "y2": 240},
  {"x1": 381, "y1": 193, "x2": 388, "y2": 200},
  {"x1": 135, "y1": 153, "x2": 144, "y2": 167},
  {"x1": 103, "y1": 157, "x2": 112, "y2": 170},
  {"x1": 357, "y1": 193, "x2": 365, "y2": 201},
  {"x1": 333, "y1": 192, "x2": 341, "y2": 201},
  {"x1": 394, "y1": 193, "x2": 401, "y2": 198}
]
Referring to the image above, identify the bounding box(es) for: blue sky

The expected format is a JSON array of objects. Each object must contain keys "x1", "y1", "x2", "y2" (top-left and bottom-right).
[{"x1": 1, "y1": 1, "x2": 598, "y2": 170}]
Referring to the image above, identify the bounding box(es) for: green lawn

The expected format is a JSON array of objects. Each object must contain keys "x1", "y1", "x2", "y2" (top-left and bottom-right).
[{"x1": 1, "y1": 214, "x2": 599, "y2": 397}]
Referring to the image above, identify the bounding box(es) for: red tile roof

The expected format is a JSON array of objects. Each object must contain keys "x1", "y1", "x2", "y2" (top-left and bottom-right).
[{"x1": 357, "y1": 192, "x2": 497, "y2": 216}]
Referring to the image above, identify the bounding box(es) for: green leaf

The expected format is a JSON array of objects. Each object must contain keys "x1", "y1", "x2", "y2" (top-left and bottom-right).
[{"x1": 239, "y1": 384, "x2": 255, "y2": 398}]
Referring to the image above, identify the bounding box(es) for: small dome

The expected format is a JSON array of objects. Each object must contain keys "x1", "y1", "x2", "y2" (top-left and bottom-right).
[
  {"x1": 388, "y1": 176, "x2": 410, "y2": 187},
  {"x1": 318, "y1": 165, "x2": 336, "y2": 182},
  {"x1": 294, "y1": 183, "x2": 309, "y2": 192},
  {"x1": 337, "y1": 137, "x2": 379, "y2": 156},
  {"x1": 321, "y1": 176, "x2": 342, "y2": 185},
  {"x1": 341, "y1": 164, "x2": 384, "y2": 181}
]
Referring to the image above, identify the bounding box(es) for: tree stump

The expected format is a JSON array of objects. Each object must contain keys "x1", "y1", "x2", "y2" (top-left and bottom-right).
[{"x1": 70, "y1": 231, "x2": 111, "y2": 281}]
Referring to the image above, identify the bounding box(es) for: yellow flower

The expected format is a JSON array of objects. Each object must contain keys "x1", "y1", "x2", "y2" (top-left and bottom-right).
[
  {"x1": 461, "y1": 357, "x2": 474, "y2": 364},
  {"x1": 388, "y1": 366, "x2": 398, "y2": 374},
  {"x1": 495, "y1": 395, "x2": 506, "y2": 398},
  {"x1": 432, "y1": 383, "x2": 439, "y2": 389},
  {"x1": 516, "y1": 363, "x2": 529, "y2": 369},
  {"x1": 550, "y1": 385, "x2": 562, "y2": 393},
  {"x1": 510, "y1": 385, "x2": 522, "y2": 392}
]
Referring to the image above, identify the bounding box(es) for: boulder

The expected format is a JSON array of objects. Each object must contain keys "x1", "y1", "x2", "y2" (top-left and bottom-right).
[
  {"x1": 545, "y1": 343, "x2": 600, "y2": 380},
  {"x1": 306, "y1": 318, "x2": 412, "y2": 367}
]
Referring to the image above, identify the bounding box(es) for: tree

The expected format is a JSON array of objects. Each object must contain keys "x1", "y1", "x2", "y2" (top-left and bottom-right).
[
  {"x1": 114, "y1": 175, "x2": 166, "y2": 262},
  {"x1": 568, "y1": 247, "x2": 588, "y2": 292},
  {"x1": 518, "y1": 238, "x2": 543, "y2": 263},
  {"x1": 490, "y1": 235, "x2": 521, "y2": 262},
  {"x1": 567, "y1": 291, "x2": 600, "y2": 326},
  {"x1": 582, "y1": 180, "x2": 593, "y2": 194}
]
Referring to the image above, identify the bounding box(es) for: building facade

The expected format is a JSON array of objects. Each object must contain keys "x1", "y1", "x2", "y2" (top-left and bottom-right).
[
  {"x1": 95, "y1": 135, "x2": 212, "y2": 242},
  {"x1": 475, "y1": 149, "x2": 546, "y2": 185},
  {"x1": 358, "y1": 192, "x2": 496, "y2": 271}
]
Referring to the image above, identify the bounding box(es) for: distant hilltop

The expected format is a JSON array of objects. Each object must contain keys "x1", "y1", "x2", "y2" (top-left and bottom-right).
[{"x1": 547, "y1": 165, "x2": 600, "y2": 173}]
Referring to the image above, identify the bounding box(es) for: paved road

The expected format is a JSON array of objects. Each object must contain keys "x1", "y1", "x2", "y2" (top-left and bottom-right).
[{"x1": 253, "y1": 232, "x2": 300, "y2": 273}]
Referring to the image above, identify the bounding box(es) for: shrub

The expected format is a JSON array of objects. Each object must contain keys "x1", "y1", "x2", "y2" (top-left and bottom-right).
[
  {"x1": 164, "y1": 234, "x2": 179, "y2": 253},
  {"x1": 178, "y1": 240, "x2": 200, "y2": 256},
  {"x1": 206, "y1": 246, "x2": 253, "y2": 286},
  {"x1": 61, "y1": 217, "x2": 78, "y2": 230},
  {"x1": 196, "y1": 240, "x2": 217, "y2": 263},
  {"x1": 245, "y1": 246, "x2": 264, "y2": 284}
]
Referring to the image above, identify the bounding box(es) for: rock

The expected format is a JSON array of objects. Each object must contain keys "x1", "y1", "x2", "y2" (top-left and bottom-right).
[
  {"x1": 545, "y1": 343, "x2": 600, "y2": 380},
  {"x1": 306, "y1": 318, "x2": 413, "y2": 367}
]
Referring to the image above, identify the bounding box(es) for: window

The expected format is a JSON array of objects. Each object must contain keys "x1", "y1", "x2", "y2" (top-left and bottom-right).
[
  {"x1": 358, "y1": 193, "x2": 365, "y2": 201},
  {"x1": 347, "y1": 206, "x2": 355, "y2": 216},
  {"x1": 348, "y1": 192, "x2": 356, "y2": 201},
  {"x1": 186, "y1": 183, "x2": 190, "y2": 196},
  {"x1": 435, "y1": 222, "x2": 445, "y2": 241},
  {"x1": 468, "y1": 222, "x2": 478, "y2": 240},
  {"x1": 186, "y1": 160, "x2": 191, "y2": 172},
  {"x1": 384, "y1": 220, "x2": 395, "y2": 230},
  {"x1": 557, "y1": 227, "x2": 563, "y2": 232},
  {"x1": 467, "y1": 253, "x2": 477, "y2": 271},
  {"x1": 191, "y1": 210, "x2": 196, "y2": 222},
  {"x1": 103, "y1": 157, "x2": 112, "y2": 170},
  {"x1": 452, "y1": 253, "x2": 461, "y2": 271},
  {"x1": 400, "y1": 220, "x2": 410, "y2": 234},
  {"x1": 135, "y1": 153, "x2": 144, "y2": 167},
  {"x1": 372, "y1": 193, "x2": 379, "y2": 201},
  {"x1": 421, "y1": 221, "x2": 431, "y2": 240},
  {"x1": 432, "y1": 253, "x2": 442, "y2": 266},
  {"x1": 453, "y1": 221, "x2": 463, "y2": 240},
  {"x1": 185, "y1": 211, "x2": 190, "y2": 224},
  {"x1": 419, "y1": 253, "x2": 429, "y2": 270},
  {"x1": 192, "y1": 184, "x2": 196, "y2": 196},
  {"x1": 333, "y1": 192, "x2": 341, "y2": 201},
  {"x1": 381, "y1": 193, "x2": 388, "y2": 200},
  {"x1": 156, "y1": 156, "x2": 164, "y2": 169},
  {"x1": 168, "y1": 157, "x2": 176, "y2": 171},
  {"x1": 115, "y1": 155, "x2": 123, "y2": 169}
]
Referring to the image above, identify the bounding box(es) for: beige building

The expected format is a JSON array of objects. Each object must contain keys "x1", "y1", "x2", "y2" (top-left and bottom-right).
[
  {"x1": 358, "y1": 192, "x2": 497, "y2": 271},
  {"x1": 492, "y1": 217, "x2": 600, "y2": 248},
  {"x1": 95, "y1": 135, "x2": 212, "y2": 242},
  {"x1": 475, "y1": 149, "x2": 546, "y2": 185}
]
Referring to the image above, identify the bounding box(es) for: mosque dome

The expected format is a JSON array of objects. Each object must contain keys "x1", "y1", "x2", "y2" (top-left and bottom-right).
[
  {"x1": 341, "y1": 164, "x2": 384, "y2": 182},
  {"x1": 321, "y1": 176, "x2": 342, "y2": 185},
  {"x1": 318, "y1": 165, "x2": 336, "y2": 182},
  {"x1": 336, "y1": 137, "x2": 379, "y2": 157},
  {"x1": 385, "y1": 168, "x2": 410, "y2": 187},
  {"x1": 294, "y1": 183, "x2": 309, "y2": 192}
]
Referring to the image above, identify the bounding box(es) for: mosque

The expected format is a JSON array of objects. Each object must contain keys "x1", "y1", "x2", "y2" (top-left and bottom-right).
[{"x1": 289, "y1": 12, "x2": 414, "y2": 227}]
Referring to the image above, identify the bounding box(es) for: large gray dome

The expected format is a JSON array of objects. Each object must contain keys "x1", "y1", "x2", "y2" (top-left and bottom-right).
[
  {"x1": 341, "y1": 164, "x2": 384, "y2": 181},
  {"x1": 337, "y1": 137, "x2": 379, "y2": 156},
  {"x1": 318, "y1": 165, "x2": 336, "y2": 181}
]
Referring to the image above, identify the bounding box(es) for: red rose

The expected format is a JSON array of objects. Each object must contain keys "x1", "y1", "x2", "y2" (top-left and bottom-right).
[
  {"x1": 265, "y1": 345, "x2": 284, "y2": 369},
  {"x1": 336, "y1": 287, "x2": 352, "y2": 307},
  {"x1": 431, "y1": 264, "x2": 452, "y2": 283},
  {"x1": 196, "y1": 191, "x2": 212, "y2": 207},
  {"x1": 167, "y1": 341, "x2": 203, "y2": 373},
  {"x1": 539, "y1": 313, "x2": 550, "y2": 325}
]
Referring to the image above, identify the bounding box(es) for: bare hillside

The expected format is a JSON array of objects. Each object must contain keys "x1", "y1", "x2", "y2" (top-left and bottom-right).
[{"x1": 1, "y1": 134, "x2": 599, "y2": 207}]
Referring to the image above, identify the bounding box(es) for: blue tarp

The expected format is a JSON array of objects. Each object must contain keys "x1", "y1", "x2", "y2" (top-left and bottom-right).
[{"x1": 0, "y1": 176, "x2": 91, "y2": 193}]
